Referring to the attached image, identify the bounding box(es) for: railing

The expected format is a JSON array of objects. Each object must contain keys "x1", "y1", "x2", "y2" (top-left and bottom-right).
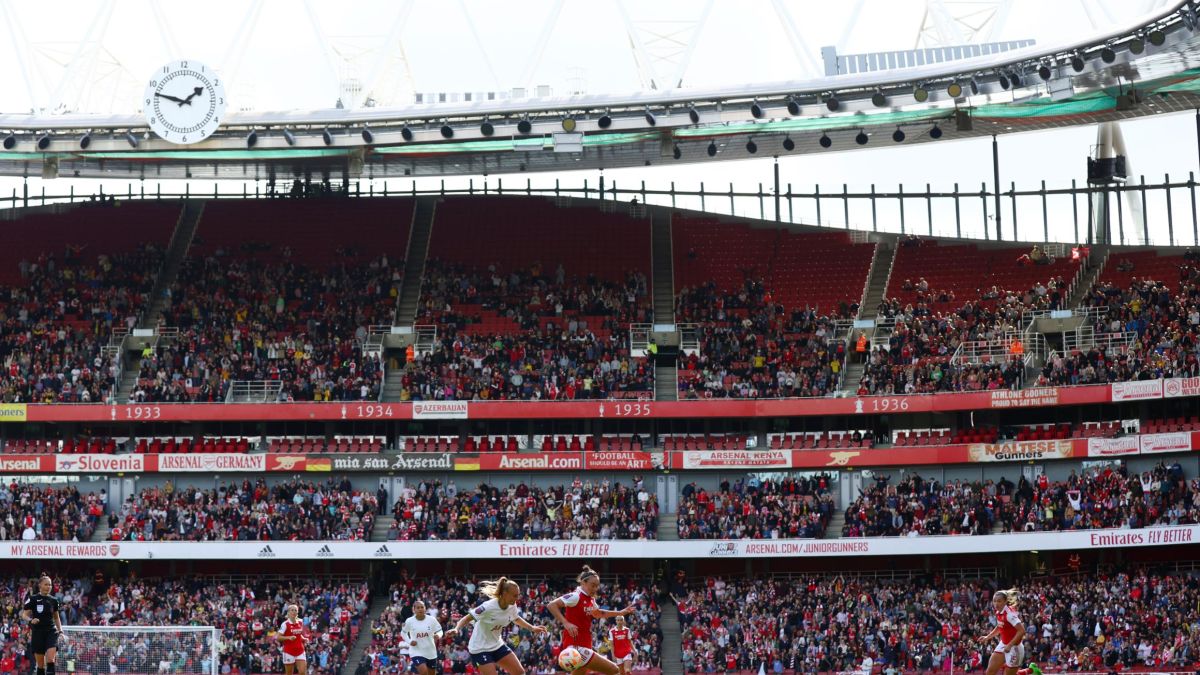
[
  {"x1": 8, "y1": 171, "x2": 1200, "y2": 247},
  {"x1": 363, "y1": 324, "x2": 391, "y2": 357},
  {"x1": 949, "y1": 330, "x2": 1042, "y2": 366},
  {"x1": 1063, "y1": 329, "x2": 1137, "y2": 354},
  {"x1": 678, "y1": 323, "x2": 699, "y2": 355},
  {"x1": 868, "y1": 317, "x2": 897, "y2": 350},
  {"x1": 414, "y1": 325, "x2": 437, "y2": 355},
  {"x1": 629, "y1": 323, "x2": 652, "y2": 356},
  {"x1": 225, "y1": 381, "x2": 284, "y2": 403}
]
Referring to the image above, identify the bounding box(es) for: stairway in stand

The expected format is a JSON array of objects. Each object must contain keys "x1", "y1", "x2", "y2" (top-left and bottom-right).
[
  {"x1": 659, "y1": 601, "x2": 684, "y2": 675},
  {"x1": 116, "y1": 200, "x2": 205, "y2": 403},
  {"x1": 395, "y1": 197, "x2": 437, "y2": 325},
  {"x1": 650, "y1": 210, "x2": 675, "y2": 322},
  {"x1": 341, "y1": 592, "x2": 392, "y2": 675},
  {"x1": 654, "y1": 364, "x2": 678, "y2": 402},
  {"x1": 656, "y1": 513, "x2": 678, "y2": 541},
  {"x1": 370, "y1": 516, "x2": 394, "y2": 542},
  {"x1": 824, "y1": 511, "x2": 846, "y2": 539}
]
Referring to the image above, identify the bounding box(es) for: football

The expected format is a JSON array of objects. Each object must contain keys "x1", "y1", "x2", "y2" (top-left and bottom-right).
[{"x1": 558, "y1": 647, "x2": 585, "y2": 672}]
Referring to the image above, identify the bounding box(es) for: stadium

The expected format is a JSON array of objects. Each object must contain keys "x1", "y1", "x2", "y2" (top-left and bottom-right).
[{"x1": 2, "y1": 0, "x2": 1200, "y2": 674}]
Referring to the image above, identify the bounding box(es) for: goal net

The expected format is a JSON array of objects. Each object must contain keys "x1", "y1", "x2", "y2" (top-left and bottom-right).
[{"x1": 58, "y1": 626, "x2": 219, "y2": 675}]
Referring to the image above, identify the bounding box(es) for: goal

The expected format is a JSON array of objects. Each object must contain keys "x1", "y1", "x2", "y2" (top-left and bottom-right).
[{"x1": 58, "y1": 626, "x2": 219, "y2": 675}]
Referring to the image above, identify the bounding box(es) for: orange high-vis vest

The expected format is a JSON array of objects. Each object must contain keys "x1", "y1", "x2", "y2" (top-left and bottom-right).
[
  {"x1": 856, "y1": 334, "x2": 868, "y2": 353},
  {"x1": 1009, "y1": 339, "x2": 1024, "y2": 355},
  {"x1": 406, "y1": 344, "x2": 416, "y2": 362}
]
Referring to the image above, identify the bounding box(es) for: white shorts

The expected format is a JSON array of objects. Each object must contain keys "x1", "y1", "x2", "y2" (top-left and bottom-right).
[
  {"x1": 994, "y1": 643, "x2": 1024, "y2": 668},
  {"x1": 578, "y1": 647, "x2": 596, "y2": 667},
  {"x1": 613, "y1": 652, "x2": 633, "y2": 665},
  {"x1": 282, "y1": 652, "x2": 307, "y2": 665}
]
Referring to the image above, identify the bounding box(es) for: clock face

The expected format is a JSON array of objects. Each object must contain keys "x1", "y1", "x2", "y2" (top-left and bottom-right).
[{"x1": 142, "y1": 60, "x2": 226, "y2": 145}]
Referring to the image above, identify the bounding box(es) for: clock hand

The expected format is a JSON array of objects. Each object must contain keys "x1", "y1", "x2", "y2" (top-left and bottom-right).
[
  {"x1": 182, "y1": 86, "x2": 205, "y2": 105},
  {"x1": 155, "y1": 92, "x2": 187, "y2": 105}
]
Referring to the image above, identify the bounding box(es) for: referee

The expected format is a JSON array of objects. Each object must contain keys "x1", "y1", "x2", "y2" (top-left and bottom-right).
[{"x1": 20, "y1": 574, "x2": 62, "y2": 675}]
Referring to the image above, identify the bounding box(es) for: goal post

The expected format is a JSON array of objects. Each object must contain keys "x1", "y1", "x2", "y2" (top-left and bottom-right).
[{"x1": 58, "y1": 625, "x2": 219, "y2": 675}]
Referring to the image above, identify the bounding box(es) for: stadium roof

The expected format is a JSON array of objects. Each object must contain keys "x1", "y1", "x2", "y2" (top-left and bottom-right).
[{"x1": 0, "y1": 0, "x2": 1198, "y2": 180}]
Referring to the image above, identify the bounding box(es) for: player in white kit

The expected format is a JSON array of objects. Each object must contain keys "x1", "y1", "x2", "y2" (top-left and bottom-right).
[
  {"x1": 445, "y1": 577, "x2": 548, "y2": 675},
  {"x1": 402, "y1": 600, "x2": 443, "y2": 675}
]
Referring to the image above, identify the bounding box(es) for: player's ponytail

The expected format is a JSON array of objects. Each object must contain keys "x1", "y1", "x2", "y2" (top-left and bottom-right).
[
  {"x1": 577, "y1": 565, "x2": 599, "y2": 584},
  {"x1": 480, "y1": 577, "x2": 516, "y2": 600}
]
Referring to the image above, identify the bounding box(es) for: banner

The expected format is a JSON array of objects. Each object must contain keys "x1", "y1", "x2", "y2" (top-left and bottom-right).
[
  {"x1": 676, "y1": 450, "x2": 792, "y2": 470},
  {"x1": 54, "y1": 454, "x2": 145, "y2": 473},
  {"x1": 0, "y1": 404, "x2": 27, "y2": 422},
  {"x1": 156, "y1": 453, "x2": 266, "y2": 472},
  {"x1": 1164, "y1": 377, "x2": 1200, "y2": 398},
  {"x1": 450, "y1": 453, "x2": 586, "y2": 471},
  {"x1": 968, "y1": 439, "x2": 1077, "y2": 462},
  {"x1": 1111, "y1": 379, "x2": 1164, "y2": 402},
  {"x1": 412, "y1": 401, "x2": 468, "y2": 420},
  {"x1": 266, "y1": 455, "x2": 308, "y2": 471},
  {"x1": 1086, "y1": 436, "x2": 1140, "y2": 457},
  {"x1": 584, "y1": 451, "x2": 665, "y2": 471},
  {"x1": 988, "y1": 388, "x2": 1060, "y2": 409},
  {"x1": 1140, "y1": 432, "x2": 1192, "y2": 454},
  {"x1": 5, "y1": 525, "x2": 1197, "y2": 559},
  {"x1": 0, "y1": 455, "x2": 52, "y2": 472},
  {"x1": 794, "y1": 446, "x2": 967, "y2": 468},
  {"x1": 14, "y1": 383, "x2": 1128, "y2": 423}
]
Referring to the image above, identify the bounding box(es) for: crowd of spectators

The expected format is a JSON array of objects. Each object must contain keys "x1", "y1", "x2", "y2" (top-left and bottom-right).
[
  {"x1": 1040, "y1": 271, "x2": 1200, "y2": 385},
  {"x1": 0, "y1": 573, "x2": 368, "y2": 675},
  {"x1": 108, "y1": 477, "x2": 378, "y2": 541},
  {"x1": 853, "y1": 276, "x2": 1069, "y2": 396},
  {"x1": 404, "y1": 261, "x2": 653, "y2": 401},
  {"x1": 676, "y1": 476, "x2": 834, "y2": 539},
  {"x1": 675, "y1": 281, "x2": 847, "y2": 399},
  {"x1": 675, "y1": 567, "x2": 1200, "y2": 673},
  {"x1": 360, "y1": 571, "x2": 661, "y2": 675},
  {"x1": 0, "y1": 483, "x2": 103, "y2": 541},
  {"x1": 386, "y1": 478, "x2": 658, "y2": 541},
  {"x1": 133, "y1": 248, "x2": 397, "y2": 402},
  {"x1": 1, "y1": 244, "x2": 163, "y2": 403},
  {"x1": 843, "y1": 462, "x2": 1198, "y2": 538}
]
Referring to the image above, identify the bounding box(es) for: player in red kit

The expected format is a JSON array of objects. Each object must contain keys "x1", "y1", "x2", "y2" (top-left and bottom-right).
[
  {"x1": 977, "y1": 589, "x2": 1026, "y2": 675},
  {"x1": 547, "y1": 566, "x2": 634, "y2": 674},
  {"x1": 603, "y1": 616, "x2": 635, "y2": 675},
  {"x1": 277, "y1": 604, "x2": 309, "y2": 675}
]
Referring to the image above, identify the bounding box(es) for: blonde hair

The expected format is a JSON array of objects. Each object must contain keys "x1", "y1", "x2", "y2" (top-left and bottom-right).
[
  {"x1": 577, "y1": 565, "x2": 600, "y2": 584},
  {"x1": 994, "y1": 588, "x2": 1018, "y2": 607},
  {"x1": 479, "y1": 577, "x2": 518, "y2": 600}
]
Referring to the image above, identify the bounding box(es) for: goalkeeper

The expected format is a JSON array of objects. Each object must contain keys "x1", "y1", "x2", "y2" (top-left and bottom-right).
[{"x1": 21, "y1": 575, "x2": 63, "y2": 675}]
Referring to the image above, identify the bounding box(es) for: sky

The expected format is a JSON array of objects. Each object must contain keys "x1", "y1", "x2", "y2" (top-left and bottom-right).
[{"x1": 0, "y1": 0, "x2": 1196, "y2": 245}]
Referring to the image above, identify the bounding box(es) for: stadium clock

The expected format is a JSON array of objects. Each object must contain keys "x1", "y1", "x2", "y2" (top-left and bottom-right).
[{"x1": 142, "y1": 60, "x2": 226, "y2": 144}]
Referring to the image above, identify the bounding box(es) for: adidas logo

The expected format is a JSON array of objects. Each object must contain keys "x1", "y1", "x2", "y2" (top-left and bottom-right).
[
  {"x1": 316, "y1": 545, "x2": 334, "y2": 557},
  {"x1": 257, "y1": 546, "x2": 276, "y2": 558},
  {"x1": 374, "y1": 545, "x2": 391, "y2": 557}
]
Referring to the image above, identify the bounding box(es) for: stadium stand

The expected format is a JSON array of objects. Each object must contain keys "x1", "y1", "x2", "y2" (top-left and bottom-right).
[
  {"x1": 407, "y1": 197, "x2": 654, "y2": 401},
  {"x1": 135, "y1": 199, "x2": 411, "y2": 402},
  {"x1": 386, "y1": 479, "x2": 658, "y2": 541},
  {"x1": 108, "y1": 478, "x2": 378, "y2": 541},
  {"x1": 842, "y1": 462, "x2": 1197, "y2": 537},
  {"x1": 675, "y1": 566, "x2": 1200, "y2": 673},
  {"x1": 676, "y1": 476, "x2": 834, "y2": 539},
  {"x1": 0, "y1": 483, "x2": 103, "y2": 541},
  {"x1": 0, "y1": 202, "x2": 177, "y2": 404},
  {"x1": 1042, "y1": 252, "x2": 1200, "y2": 384}
]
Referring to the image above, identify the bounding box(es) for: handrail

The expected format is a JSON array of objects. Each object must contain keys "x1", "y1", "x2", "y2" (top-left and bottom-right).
[{"x1": 6, "y1": 171, "x2": 1200, "y2": 246}]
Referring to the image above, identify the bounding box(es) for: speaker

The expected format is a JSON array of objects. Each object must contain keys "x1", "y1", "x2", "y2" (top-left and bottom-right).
[
  {"x1": 1087, "y1": 156, "x2": 1127, "y2": 184},
  {"x1": 955, "y1": 109, "x2": 973, "y2": 131}
]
